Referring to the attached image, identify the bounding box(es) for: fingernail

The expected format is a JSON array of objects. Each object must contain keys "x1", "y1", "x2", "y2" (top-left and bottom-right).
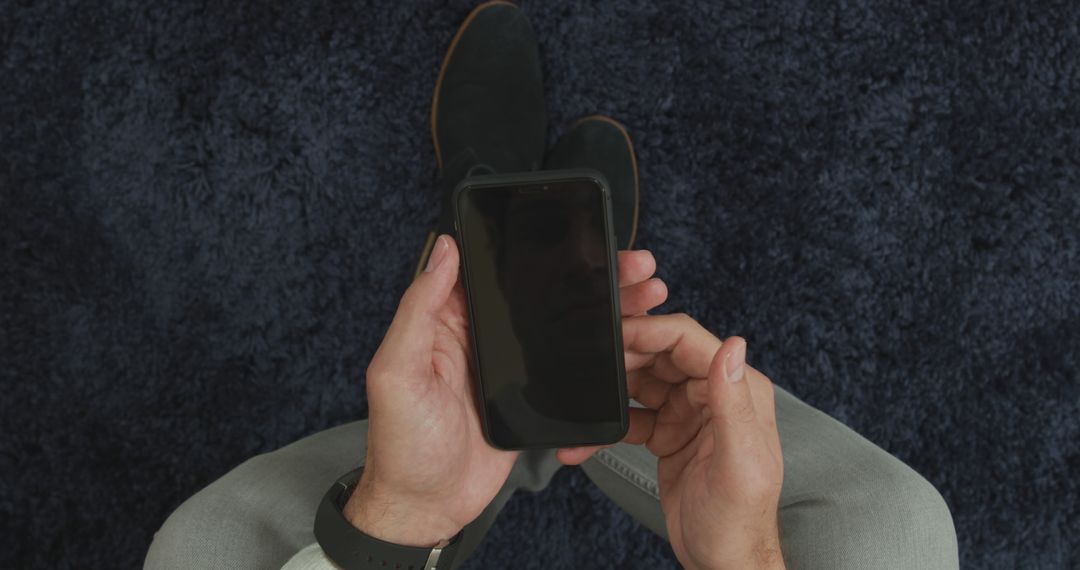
[
  {"x1": 424, "y1": 236, "x2": 448, "y2": 272},
  {"x1": 724, "y1": 341, "x2": 746, "y2": 383}
]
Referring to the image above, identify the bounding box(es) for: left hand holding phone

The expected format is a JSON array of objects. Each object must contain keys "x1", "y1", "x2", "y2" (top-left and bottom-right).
[{"x1": 345, "y1": 235, "x2": 668, "y2": 546}]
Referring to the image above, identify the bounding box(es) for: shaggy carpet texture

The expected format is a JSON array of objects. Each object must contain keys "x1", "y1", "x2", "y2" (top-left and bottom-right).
[{"x1": 3, "y1": 0, "x2": 1078, "y2": 568}]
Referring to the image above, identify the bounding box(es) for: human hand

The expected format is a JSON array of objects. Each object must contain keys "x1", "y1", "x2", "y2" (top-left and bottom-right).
[
  {"x1": 345, "y1": 235, "x2": 668, "y2": 547},
  {"x1": 560, "y1": 315, "x2": 784, "y2": 570}
]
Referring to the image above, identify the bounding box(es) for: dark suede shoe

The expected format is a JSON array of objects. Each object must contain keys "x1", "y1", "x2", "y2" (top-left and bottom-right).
[
  {"x1": 414, "y1": 1, "x2": 547, "y2": 276},
  {"x1": 544, "y1": 116, "x2": 639, "y2": 249}
]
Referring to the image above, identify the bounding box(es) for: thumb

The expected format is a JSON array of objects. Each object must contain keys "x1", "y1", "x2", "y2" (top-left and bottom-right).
[
  {"x1": 372, "y1": 235, "x2": 460, "y2": 380},
  {"x1": 706, "y1": 337, "x2": 758, "y2": 469}
]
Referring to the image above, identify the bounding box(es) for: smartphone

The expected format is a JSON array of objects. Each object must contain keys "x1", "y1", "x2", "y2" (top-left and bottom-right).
[{"x1": 453, "y1": 169, "x2": 629, "y2": 450}]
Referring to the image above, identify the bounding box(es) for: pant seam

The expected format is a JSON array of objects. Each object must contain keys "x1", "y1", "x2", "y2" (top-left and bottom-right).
[{"x1": 594, "y1": 448, "x2": 660, "y2": 500}]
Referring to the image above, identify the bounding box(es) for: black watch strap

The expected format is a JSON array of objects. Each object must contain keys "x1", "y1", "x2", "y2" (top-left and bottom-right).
[{"x1": 314, "y1": 467, "x2": 463, "y2": 570}]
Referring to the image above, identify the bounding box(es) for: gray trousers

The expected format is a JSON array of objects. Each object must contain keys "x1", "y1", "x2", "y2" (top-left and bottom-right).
[{"x1": 145, "y1": 386, "x2": 959, "y2": 569}]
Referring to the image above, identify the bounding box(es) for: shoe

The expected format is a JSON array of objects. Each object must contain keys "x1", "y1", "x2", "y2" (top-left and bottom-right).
[
  {"x1": 414, "y1": 1, "x2": 547, "y2": 277},
  {"x1": 544, "y1": 116, "x2": 639, "y2": 249}
]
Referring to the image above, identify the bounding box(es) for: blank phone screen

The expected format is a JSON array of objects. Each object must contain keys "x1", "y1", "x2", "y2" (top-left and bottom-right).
[{"x1": 457, "y1": 178, "x2": 626, "y2": 449}]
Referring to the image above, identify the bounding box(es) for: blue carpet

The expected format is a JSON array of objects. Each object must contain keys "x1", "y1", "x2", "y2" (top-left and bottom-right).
[{"x1": 2, "y1": 1, "x2": 1078, "y2": 568}]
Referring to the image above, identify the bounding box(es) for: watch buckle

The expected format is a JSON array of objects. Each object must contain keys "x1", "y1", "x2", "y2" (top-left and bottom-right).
[{"x1": 423, "y1": 542, "x2": 448, "y2": 570}]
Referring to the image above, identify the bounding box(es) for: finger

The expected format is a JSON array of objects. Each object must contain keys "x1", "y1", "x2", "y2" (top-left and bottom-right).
[
  {"x1": 369, "y1": 235, "x2": 459, "y2": 383},
  {"x1": 622, "y1": 313, "x2": 722, "y2": 379},
  {"x1": 645, "y1": 378, "x2": 708, "y2": 456},
  {"x1": 624, "y1": 350, "x2": 656, "y2": 372},
  {"x1": 686, "y1": 378, "x2": 710, "y2": 409},
  {"x1": 555, "y1": 408, "x2": 657, "y2": 465},
  {"x1": 649, "y1": 351, "x2": 690, "y2": 383},
  {"x1": 706, "y1": 337, "x2": 762, "y2": 470},
  {"x1": 625, "y1": 407, "x2": 658, "y2": 444},
  {"x1": 617, "y1": 250, "x2": 657, "y2": 287},
  {"x1": 555, "y1": 445, "x2": 605, "y2": 466},
  {"x1": 618, "y1": 277, "x2": 668, "y2": 316},
  {"x1": 623, "y1": 350, "x2": 707, "y2": 382},
  {"x1": 628, "y1": 369, "x2": 674, "y2": 409},
  {"x1": 647, "y1": 400, "x2": 707, "y2": 459},
  {"x1": 662, "y1": 378, "x2": 701, "y2": 421},
  {"x1": 747, "y1": 367, "x2": 778, "y2": 429},
  {"x1": 682, "y1": 365, "x2": 775, "y2": 424},
  {"x1": 747, "y1": 367, "x2": 783, "y2": 463},
  {"x1": 658, "y1": 423, "x2": 711, "y2": 469}
]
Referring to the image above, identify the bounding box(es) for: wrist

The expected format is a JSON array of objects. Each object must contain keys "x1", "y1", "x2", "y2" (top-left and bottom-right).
[
  {"x1": 688, "y1": 531, "x2": 784, "y2": 570},
  {"x1": 342, "y1": 472, "x2": 464, "y2": 548},
  {"x1": 743, "y1": 538, "x2": 785, "y2": 570}
]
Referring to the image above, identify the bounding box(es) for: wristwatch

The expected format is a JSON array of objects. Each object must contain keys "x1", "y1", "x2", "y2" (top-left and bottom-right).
[{"x1": 314, "y1": 466, "x2": 463, "y2": 570}]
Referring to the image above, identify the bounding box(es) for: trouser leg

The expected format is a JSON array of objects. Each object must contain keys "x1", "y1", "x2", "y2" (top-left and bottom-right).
[
  {"x1": 144, "y1": 419, "x2": 563, "y2": 569},
  {"x1": 582, "y1": 386, "x2": 960, "y2": 569}
]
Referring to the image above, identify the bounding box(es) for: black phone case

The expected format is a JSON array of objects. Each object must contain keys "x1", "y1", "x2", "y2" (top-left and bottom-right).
[{"x1": 451, "y1": 168, "x2": 631, "y2": 451}]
